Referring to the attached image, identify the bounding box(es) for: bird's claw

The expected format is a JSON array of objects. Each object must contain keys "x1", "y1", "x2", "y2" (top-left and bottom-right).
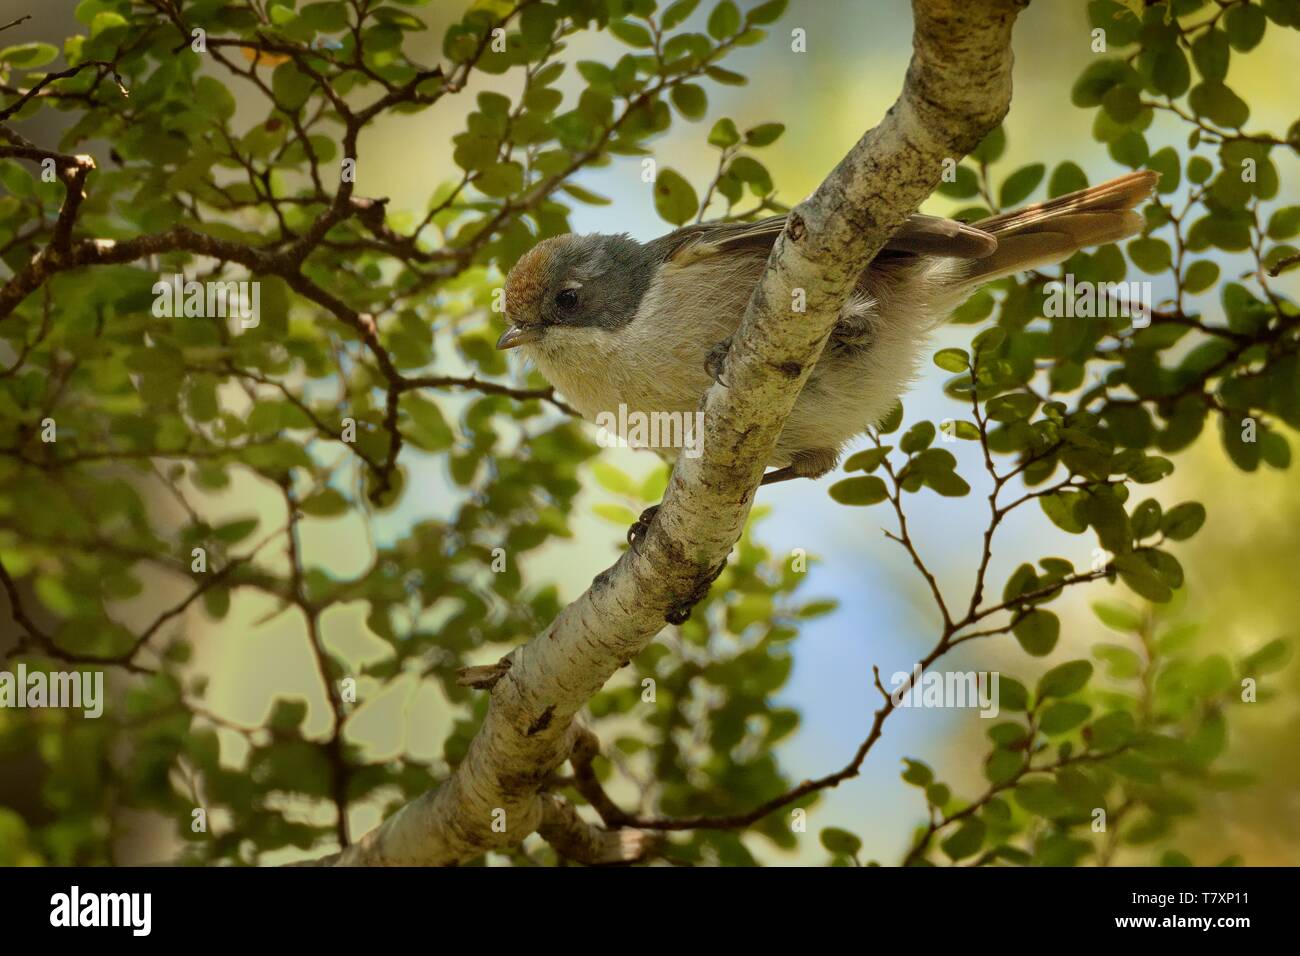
[
  {"x1": 664, "y1": 558, "x2": 728, "y2": 625},
  {"x1": 626, "y1": 505, "x2": 660, "y2": 553},
  {"x1": 704, "y1": 337, "x2": 732, "y2": 388}
]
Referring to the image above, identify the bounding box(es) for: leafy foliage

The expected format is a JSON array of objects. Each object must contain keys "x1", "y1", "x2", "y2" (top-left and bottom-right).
[
  {"x1": 0, "y1": 0, "x2": 1294, "y2": 866},
  {"x1": 822, "y1": 0, "x2": 1297, "y2": 865}
]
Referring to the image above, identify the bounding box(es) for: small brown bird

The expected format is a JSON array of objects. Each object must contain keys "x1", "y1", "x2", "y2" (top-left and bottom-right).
[{"x1": 498, "y1": 171, "x2": 1157, "y2": 486}]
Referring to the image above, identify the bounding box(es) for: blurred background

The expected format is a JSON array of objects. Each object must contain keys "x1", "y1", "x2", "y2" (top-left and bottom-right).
[{"x1": 2, "y1": 0, "x2": 1296, "y2": 865}]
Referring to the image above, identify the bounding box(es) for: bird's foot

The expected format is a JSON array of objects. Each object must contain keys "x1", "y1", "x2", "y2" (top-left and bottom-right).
[
  {"x1": 626, "y1": 505, "x2": 659, "y2": 553},
  {"x1": 760, "y1": 447, "x2": 840, "y2": 486},
  {"x1": 703, "y1": 336, "x2": 732, "y2": 388},
  {"x1": 665, "y1": 558, "x2": 728, "y2": 625}
]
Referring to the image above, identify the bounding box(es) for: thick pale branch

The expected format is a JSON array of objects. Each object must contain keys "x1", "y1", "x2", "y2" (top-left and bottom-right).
[
  {"x1": 535, "y1": 795, "x2": 655, "y2": 865},
  {"x1": 330, "y1": 0, "x2": 1026, "y2": 866}
]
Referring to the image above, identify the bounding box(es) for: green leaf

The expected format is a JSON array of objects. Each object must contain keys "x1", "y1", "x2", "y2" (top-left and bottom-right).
[
  {"x1": 1048, "y1": 161, "x2": 1088, "y2": 198},
  {"x1": 402, "y1": 394, "x2": 454, "y2": 451},
  {"x1": 877, "y1": 402, "x2": 904, "y2": 434},
  {"x1": 1187, "y1": 155, "x2": 1214, "y2": 184},
  {"x1": 843, "y1": 447, "x2": 889, "y2": 472},
  {"x1": 0, "y1": 42, "x2": 59, "y2": 68},
  {"x1": 933, "y1": 347, "x2": 970, "y2": 372},
  {"x1": 985, "y1": 749, "x2": 1023, "y2": 786},
  {"x1": 269, "y1": 698, "x2": 309, "y2": 732},
  {"x1": 746, "y1": 0, "x2": 788, "y2": 25},
  {"x1": 1072, "y1": 59, "x2": 1136, "y2": 108},
  {"x1": 945, "y1": 420, "x2": 981, "y2": 441},
  {"x1": 999, "y1": 677, "x2": 1030, "y2": 713},
  {"x1": 1267, "y1": 206, "x2": 1300, "y2": 240},
  {"x1": 590, "y1": 461, "x2": 637, "y2": 495},
  {"x1": 1128, "y1": 455, "x2": 1174, "y2": 484},
  {"x1": 901, "y1": 758, "x2": 934, "y2": 786},
  {"x1": 1039, "y1": 701, "x2": 1092, "y2": 735},
  {"x1": 1080, "y1": 493, "x2": 1130, "y2": 555},
  {"x1": 194, "y1": 76, "x2": 237, "y2": 122},
  {"x1": 984, "y1": 392, "x2": 1037, "y2": 423},
  {"x1": 704, "y1": 65, "x2": 747, "y2": 85},
  {"x1": 214, "y1": 518, "x2": 259, "y2": 544},
  {"x1": 1147, "y1": 45, "x2": 1191, "y2": 98},
  {"x1": 970, "y1": 126, "x2": 1006, "y2": 164},
  {"x1": 1014, "y1": 780, "x2": 1070, "y2": 818},
  {"x1": 1013, "y1": 609, "x2": 1060, "y2": 657},
  {"x1": 1088, "y1": 710, "x2": 1136, "y2": 750},
  {"x1": 937, "y1": 164, "x2": 980, "y2": 199},
  {"x1": 744, "y1": 122, "x2": 785, "y2": 147},
  {"x1": 1242, "y1": 638, "x2": 1290, "y2": 675},
  {"x1": 1103, "y1": 82, "x2": 1143, "y2": 123},
  {"x1": 926, "y1": 470, "x2": 971, "y2": 497},
  {"x1": 301, "y1": 2, "x2": 351, "y2": 32},
  {"x1": 1146, "y1": 145, "x2": 1181, "y2": 193},
  {"x1": 1037, "y1": 660, "x2": 1093, "y2": 700},
  {"x1": 727, "y1": 155, "x2": 771, "y2": 192},
  {"x1": 951, "y1": 289, "x2": 994, "y2": 325},
  {"x1": 1041, "y1": 492, "x2": 1087, "y2": 534},
  {"x1": 941, "y1": 819, "x2": 986, "y2": 861},
  {"x1": 1191, "y1": 28, "x2": 1231, "y2": 82},
  {"x1": 1128, "y1": 237, "x2": 1171, "y2": 273},
  {"x1": 707, "y1": 0, "x2": 741, "y2": 39},
  {"x1": 1183, "y1": 259, "x2": 1220, "y2": 294},
  {"x1": 900, "y1": 421, "x2": 936, "y2": 454},
  {"x1": 1094, "y1": 642, "x2": 1143, "y2": 679},
  {"x1": 669, "y1": 83, "x2": 707, "y2": 119},
  {"x1": 299, "y1": 488, "x2": 349, "y2": 518},
  {"x1": 593, "y1": 503, "x2": 638, "y2": 525},
  {"x1": 652, "y1": 168, "x2": 699, "y2": 225},
  {"x1": 1113, "y1": 553, "x2": 1172, "y2": 603},
  {"x1": 988, "y1": 723, "x2": 1026, "y2": 748},
  {"x1": 661, "y1": 0, "x2": 702, "y2": 30},
  {"x1": 1224, "y1": 2, "x2": 1267, "y2": 51},
  {"x1": 609, "y1": 19, "x2": 655, "y2": 48},
  {"x1": 707, "y1": 117, "x2": 740, "y2": 147},
  {"x1": 999, "y1": 163, "x2": 1046, "y2": 207},
  {"x1": 1109, "y1": 129, "x2": 1149, "y2": 168},
  {"x1": 1160, "y1": 501, "x2": 1206, "y2": 540},
  {"x1": 828, "y1": 475, "x2": 888, "y2": 506},
  {"x1": 819, "y1": 827, "x2": 861, "y2": 856},
  {"x1": 973, "y1": 327, "x2": 1006, "y2": 354},
  {"x1": 1092, "y1": 601, "x2": 1143, "y2": 632},
  {"x1": 271, "y1": 63, "x2": 315, "y2": 112},
  {"x1": 1189, "y1": 81, "x2": 1249, "y2": 128},
  {"x1": 561, "y1": 182, "x2": 612, "y2": 205}
]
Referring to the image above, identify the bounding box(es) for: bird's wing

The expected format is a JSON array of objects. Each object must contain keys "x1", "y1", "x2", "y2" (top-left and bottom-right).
[
  {"x1": 643, "y1": 215, "x2": 788, "y2": 264},
  {"x1": 883, "y1": 214, "x2": 998, "y2": 258},
  {"x1": 646, "y1": 213, "x2": 997, "y2": 264}
]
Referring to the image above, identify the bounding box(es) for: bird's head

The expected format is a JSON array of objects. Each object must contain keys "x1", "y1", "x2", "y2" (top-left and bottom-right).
[{"x1": 496, "y1": 234, "x2": 650, "y2": 352}]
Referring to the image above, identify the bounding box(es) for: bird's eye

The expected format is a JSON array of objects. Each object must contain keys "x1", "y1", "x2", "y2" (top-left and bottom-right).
[{"x1": 554, "y1": 288, "x2": 578, "y2": 311}]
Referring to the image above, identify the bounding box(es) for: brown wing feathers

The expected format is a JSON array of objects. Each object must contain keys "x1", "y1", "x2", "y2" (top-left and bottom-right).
[
  {"x1": 957, "y1": 170, "x2": 1157, "y2": 284},
  {"x1": 651, "y1": 169, "x2": 1156, "y2": 282}
]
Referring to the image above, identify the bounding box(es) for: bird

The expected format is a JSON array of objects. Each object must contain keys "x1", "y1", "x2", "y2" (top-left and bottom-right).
[{"x1": 498, "y1": 170, "x2": 1157, "y2": 492}]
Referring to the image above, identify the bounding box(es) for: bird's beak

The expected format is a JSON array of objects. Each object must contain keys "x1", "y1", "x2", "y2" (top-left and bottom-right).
[{"x1": 496, "y1": 324, "x2": 543, "y2": 350}]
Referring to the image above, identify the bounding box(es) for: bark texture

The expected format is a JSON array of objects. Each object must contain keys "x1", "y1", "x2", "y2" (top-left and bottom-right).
[{"x1": 331, "y1": 0, "x2": 1028, "y2": 866}]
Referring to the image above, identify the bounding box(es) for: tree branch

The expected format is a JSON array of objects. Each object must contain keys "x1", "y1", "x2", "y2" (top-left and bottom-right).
[{"x1": 327, "y1": 0, "x2": 1028, "y2": 867}]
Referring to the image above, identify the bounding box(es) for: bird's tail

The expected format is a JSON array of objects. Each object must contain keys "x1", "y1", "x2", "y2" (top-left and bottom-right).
[{"x1": 956, "y1": 170, "x2": 1158, "y2": 286}]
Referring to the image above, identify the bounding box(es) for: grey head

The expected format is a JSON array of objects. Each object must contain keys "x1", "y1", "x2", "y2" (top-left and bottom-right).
[{"x1": 496, "y1": 233, "x2": 655, "y2": 351}]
